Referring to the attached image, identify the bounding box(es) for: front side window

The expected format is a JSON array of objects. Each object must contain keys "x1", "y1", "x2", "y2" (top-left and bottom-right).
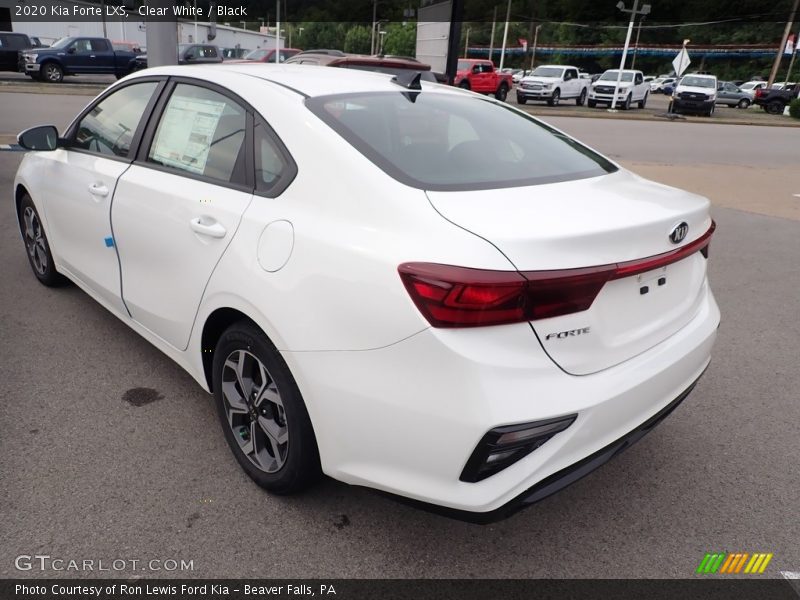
[
  {"x1": 148, "y1": 84, "x2": 246, "y2": 184},
  {"x1": 307, "y1": 92, "x2": 616, "y2": 191},
  {"x1": 73, "y1": 81, "x2": 158, "y2": 157},
  {"x1": 246, "y1": 49, "x2": 268, "y2": 61},
  {"x1": 71, "y1": 39, "x2": 93, "y2": 53}
]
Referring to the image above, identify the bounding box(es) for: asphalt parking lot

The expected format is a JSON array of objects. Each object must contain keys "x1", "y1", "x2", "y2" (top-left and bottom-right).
[{"x1": 1, "y1": 89, "x2": 799, "y2": 580}]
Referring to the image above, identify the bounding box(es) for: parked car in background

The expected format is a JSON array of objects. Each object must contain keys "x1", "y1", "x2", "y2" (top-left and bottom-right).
[
  {"x1": 715, "y1": 81, "x2": 752, "y2": 109},
  {"x1": 453, "y1": 58, "x2": 513, "y2": 101},
  {"x1": 511, "y1": 69, "x2": 527, "y2": 84},
  {"x1": 134, "y1": 44, "x2": 222, "y2": 71},
  {"x1": 221, "y1": 47, "x2": 250, "y2": 60},
  {"x1": 588, "y1": 69, "x2": 649, "y2": 109},
  {"x1": 517, "y1": 65, "x2": 589, "y2": 106},
  {"x1": 739, "y1": 80, "x2": 768, "y2": 98},
  {"x1": 670, "y1": 74, "x2": 718, "y2": 116},
  {"x1": 283, "y1": 51, "x2": 438, "y2": 82},
  {"x1": 112, "y1": 40, "x2": 143, "y2": 55},
  {"x1": 20, "y1": 36, "x2": 140, "y2": 82},
  {"x1": 29, "y1": 36, "x2": 47, "y2": 48},
  {"x1": 754, "y1": 83, "x2": 799, "y2": 114},
  {"x1": 13, "y1": 64, "x2": 720, "y2": 521},
  {"x1": 0, "y1": 32, "x2": 32, "y2": 72},
  {"x1": 650, "y1": 77, "x2": 676, "y2": 93},
  {"x1": 238, "y1": 47, "x2": 301, "y2": 63}
]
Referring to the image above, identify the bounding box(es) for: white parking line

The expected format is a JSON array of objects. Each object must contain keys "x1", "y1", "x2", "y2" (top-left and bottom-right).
[{"x1": 784, "y1": 571, "x2": 800, "y2": 579}]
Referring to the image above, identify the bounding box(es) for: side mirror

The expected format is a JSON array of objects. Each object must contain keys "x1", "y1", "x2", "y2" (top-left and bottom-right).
[
  {"x1": 18, "y1": 125, "x2": 60, "y2": 151},
  {"x1": 67, "y1": 46, "x2": 76, "y2": 54},
  {"x1": 472, "y1": 66, "x2": 480, "y2": 74}
]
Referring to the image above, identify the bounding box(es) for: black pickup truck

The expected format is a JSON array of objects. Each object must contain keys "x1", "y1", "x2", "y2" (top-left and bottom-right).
[
  {"x1": 754, "y1": 83, "x2": 799, "y2": 114},
  {"x1": 19, "y1": 36, "x2": 139, "y2": 83},
  {"x1": 0, "y1": 32, "x2": 33, "y2": 72}
]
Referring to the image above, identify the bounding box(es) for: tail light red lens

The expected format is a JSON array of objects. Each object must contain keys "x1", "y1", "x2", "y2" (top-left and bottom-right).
[{"x1": 398, "y1": 221, "x2": 715, "y2": 328}]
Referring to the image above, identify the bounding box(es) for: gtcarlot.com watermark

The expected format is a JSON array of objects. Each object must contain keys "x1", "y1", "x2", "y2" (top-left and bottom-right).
[{"x1": 15, "y1": 554, "x2": 194, "y2": 572}]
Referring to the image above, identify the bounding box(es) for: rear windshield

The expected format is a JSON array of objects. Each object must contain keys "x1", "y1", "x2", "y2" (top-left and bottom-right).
[{"x1": 306, "y1": 92, "x2": 617, "y2": 191}]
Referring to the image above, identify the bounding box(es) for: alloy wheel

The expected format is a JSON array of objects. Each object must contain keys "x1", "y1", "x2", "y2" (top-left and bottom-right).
[
  {"x1": 221, "y1": 349, "x2": 289, "y2": 473},
  {"x1": 23, "y1": 206, "x2": 48, "y2": 275}
]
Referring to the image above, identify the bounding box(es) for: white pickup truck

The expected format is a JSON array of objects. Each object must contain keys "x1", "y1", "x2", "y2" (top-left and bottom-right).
[
  {"x1": 588, "y1": 69, "x2": 650, "y2": 109},
  {"x1": 516, "y1": 65, "x2": 590, "y2": 106}
]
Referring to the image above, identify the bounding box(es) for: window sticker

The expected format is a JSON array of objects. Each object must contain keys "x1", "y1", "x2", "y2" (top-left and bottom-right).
[{"x1": 151, "y1": 96, "x2": 226, "y2": 175}]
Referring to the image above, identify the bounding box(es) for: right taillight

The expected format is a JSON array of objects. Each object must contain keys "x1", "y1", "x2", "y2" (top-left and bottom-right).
[{"x1": 399, "y1": 222, "x2": 715, "y2": 328}]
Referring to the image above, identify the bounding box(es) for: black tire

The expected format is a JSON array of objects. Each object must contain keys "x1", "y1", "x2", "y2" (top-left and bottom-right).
[
  {"x1": 765, "y1": 100, "x2": 784, "y2": 115},
  {"x1": 587, "y1": 99, "x2": 596, "y2": 108},
  {"x1": 212, "y1": 321, "x2": 321, "y2": 495},
  {"x1": 576, "y1": 88, "x2": 586, "y2": 106},
  {"x1": 517, "y1": 95, "x2": 527, "y2": 104},
  {"x1": 706, "y1": 104, "x2": 715, "y2": 117},
  {"x1": 622, "y1": 93, "x2": 632, "y2": 110},
  {"x1": 547, "y1": 88, "x2": 560, "y2": 106},
  {"x1": 638, "y1": 92, "x2": 648, "y2": 109},
  {"x1": 495, "y1": 83, "x2": 508, "y2": 102},
  {"x1": 41, "y1": 62, "x2": 63, "y2": 83},
  {"x1": 458, "y1": 80, "x2": 470, "y2": 90},
  {"x1": 18, "y1": 194, "x2": 66, "y2": 287},
  {"x1": 737, "y1": 98, "x2": 750, "y2": 109}
]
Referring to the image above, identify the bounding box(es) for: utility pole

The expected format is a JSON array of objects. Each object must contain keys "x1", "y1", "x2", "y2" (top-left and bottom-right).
[
  {"x1": 275, "y1": 0, "x2": 280, "y2": 62},
  {"x1": 784, "y1": 41, "x2": 798, "y2": 86},
  {"x1": 464, "y1": 27, "x2": 470, "y2": 58},
  {"x1": 529, "y1": 24, "x2": 541, "y2": 71},
  {"x1": 371, "y1": 0, "x2": 378, "y2": 55},
  {"x1": 488, "y1": 6, "x2": 497, "y2": 64},
  {"x1": 631, "y1": 13, "x2": 646, "y2": 69},
  {"x1": 768, "y1": 0, "x2": 799, "y2": 87},
  {"x1": 610, "y1": 0, "x2": 651, "y2": 111},
  {"x1": 499, "y1": 0, "x2": 511, "y2": 70}
]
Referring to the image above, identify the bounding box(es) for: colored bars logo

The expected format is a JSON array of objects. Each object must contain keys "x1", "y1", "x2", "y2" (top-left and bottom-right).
[{"x1": 697, "y1": 552, "x2": 773, "y2": 574}]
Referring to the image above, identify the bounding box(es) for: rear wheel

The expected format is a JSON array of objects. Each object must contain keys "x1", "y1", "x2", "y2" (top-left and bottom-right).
[
  {"x1": 18, "y1": 194, "x2": 66, "y2": 287},
  {"x1": 212, "y1": 321, "x2": 321, "y2": 494},
  {"x1": 765, "y1": 100, "x2": 784, "y2": 115},
  {"x1": 576, "y1": 88, "x2": 587, "y2": 106},
  {"x1": 495, "y1": 83, "x2": 508, "y2": 102},
  {"x1": 41, "y1": 62, "x2": 63, "y2": 83},
  {"x1": 737, "y1": 98, "x2": 750, "y2": 109},
  {"x1": 547, "y1": 88, "x2": 560, "y2": 106}
]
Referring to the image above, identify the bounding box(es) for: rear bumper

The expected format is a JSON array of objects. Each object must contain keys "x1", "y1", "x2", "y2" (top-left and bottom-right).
[
  {"x1": 392, "y1": 373, "x2": 704, "y2": 523},
  {"x1": 284, "y1": 283, "x2": 719, "y2": 516}
]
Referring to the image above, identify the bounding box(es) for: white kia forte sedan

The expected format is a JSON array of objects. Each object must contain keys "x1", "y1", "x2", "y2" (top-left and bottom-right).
[{"x1": 13, "y1": 65, "x2": 719, "y2": 522}]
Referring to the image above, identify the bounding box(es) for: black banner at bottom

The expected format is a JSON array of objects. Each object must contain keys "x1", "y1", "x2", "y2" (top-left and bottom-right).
[{"x1": 3, "y1": 579, "x2": 800, "y2": 600}]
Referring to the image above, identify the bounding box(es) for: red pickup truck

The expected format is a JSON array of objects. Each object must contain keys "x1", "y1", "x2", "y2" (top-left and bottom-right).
[{"x1": 454, "y1": 59, "x2": 513, "y2": 101}]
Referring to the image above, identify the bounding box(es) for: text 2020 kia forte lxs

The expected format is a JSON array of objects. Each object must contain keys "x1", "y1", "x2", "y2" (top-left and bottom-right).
[{"x1": 13, "y1": 65, "x2": 719, "y2": 522}]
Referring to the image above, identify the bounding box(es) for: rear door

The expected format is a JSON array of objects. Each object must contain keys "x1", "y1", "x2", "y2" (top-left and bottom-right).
[
  {"x1": 89, "y1": 38, "x2": 115, "y2": 72},
  {"x1": 112, "y1": 80, "x2": 255, "y2": 349}
]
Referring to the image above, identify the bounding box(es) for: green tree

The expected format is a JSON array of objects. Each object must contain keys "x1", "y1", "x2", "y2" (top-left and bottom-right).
[
  {"x1": 381, "y1": 22, "x2": 416, "y2": 57},
  {"x1": 344, "y1": 25, "x2": 372, "y2": 53}
]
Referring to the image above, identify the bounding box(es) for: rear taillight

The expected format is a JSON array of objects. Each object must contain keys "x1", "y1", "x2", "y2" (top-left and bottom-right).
[{"x1": 399, "y1": 222, "x2": 715, "y2": 328}]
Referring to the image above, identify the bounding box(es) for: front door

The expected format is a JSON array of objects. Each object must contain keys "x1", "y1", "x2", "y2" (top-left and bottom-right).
[{"x1": 42, "y1": 80, "x2": 161, "y2": 312}]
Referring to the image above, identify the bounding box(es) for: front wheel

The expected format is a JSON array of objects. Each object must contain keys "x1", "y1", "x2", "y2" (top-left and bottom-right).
[
  {"x1": 41, "y1": 62, "x2": 63, "y2": 83},
  {"x1": 622, "y1": 93, "x2": 632, "y2": 110},
  {"x1": 706, "y1": 104, "x2": 715, "y2": 117},
  {"x1": 638, "y1": 92, "x2": 648, "y2": 109},
  {"x1": 495, "y1": 83, "x2": 508, "y2": 102},
  {"x1": 737, "y1": 98, "x2": 751, "y2": 109},
  {"x1": 517, "y1": 95, "x2": 527, "y2": 104},
  {"x1": 458, "y1": 80, "x2": 470, "y2": 90},
  {"x1": 212, "y1": 321, "x2": 321, "y2": 495},
  {"x1": 576, "y1": 88, "x2": 586, "y2": 106},
  {"x1": 18, "y1": 194, "x2": 66, "y2": 286},
  {"x1": 587, "y1": 99, "x2": 596, "y2": 108},
  {"x1": 547, "y1": 89, "x2": 560, "y2": 106}
]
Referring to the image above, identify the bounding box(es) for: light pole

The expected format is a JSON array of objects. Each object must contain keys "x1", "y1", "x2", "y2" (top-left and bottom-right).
[
  {"x1": 372, "y1": 20, "x2": 388, "y2": 55},
  {"x1": 610, "y1": 0, "x2": 651, "y2": 111},
  {"x1": 488, "y1": 6, "x2": 497, "y2": 64},
  {"x1": 378, "y1": 30, "x2": 387, "y2": 54},
  {"x1": 631, "y1": 13, "x2": 646, "y2": 69},
  {"x1": 529, "y1": 24, "x2": 541, "y2": 72},
  {"x1": 499, "y1": 0, "x2": 511, "y2": 70},
  {"x1": 464, "y1": 27, "x2": 470, "y2": 58}
]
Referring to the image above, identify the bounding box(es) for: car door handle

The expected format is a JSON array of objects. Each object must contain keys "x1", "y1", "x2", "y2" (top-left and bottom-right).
[
  {"x1": 190, "y1": 217, "x2": 226, "y2": 238},
  {"x1": 88, "y1": 183, "x2": 109, "y2": 197}
]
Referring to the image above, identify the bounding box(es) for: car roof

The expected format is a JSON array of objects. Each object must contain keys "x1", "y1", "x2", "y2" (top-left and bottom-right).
[{"x1": 132, "y1": 64, "x2": 453, "y2": 98}]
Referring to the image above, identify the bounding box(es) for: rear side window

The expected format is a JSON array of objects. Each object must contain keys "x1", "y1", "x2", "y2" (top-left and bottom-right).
[
  {"x1": 91, "y1": 39, "x2": 109, "y2": 51},
  {"x1": 72, "y1": 81, "x2": 158, "y2": 157},
  {"x1": 148, "y1": 84, "x2": 246, "y2": 184},
  {"x1": 306, "y1": 92, "x2": 617, "y2": 191}
]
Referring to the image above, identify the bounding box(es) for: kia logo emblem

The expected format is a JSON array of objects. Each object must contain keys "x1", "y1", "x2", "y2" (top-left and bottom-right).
[{"x1": 669, "y1": 222, "x2": 689, "y2": 244}]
